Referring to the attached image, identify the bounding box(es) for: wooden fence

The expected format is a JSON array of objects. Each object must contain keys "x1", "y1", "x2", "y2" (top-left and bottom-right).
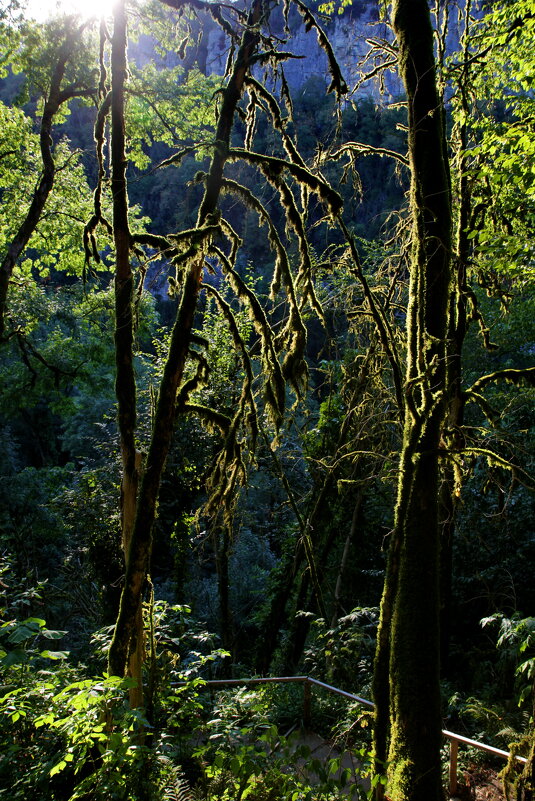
[{"x1": 173, "y1": 674, "x2": 528, "y2": 795}]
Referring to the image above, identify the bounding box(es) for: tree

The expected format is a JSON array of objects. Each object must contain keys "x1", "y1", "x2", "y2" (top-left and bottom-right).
[
  {"x1": 432, "y1": 0, "x2": 535, "y2": 675},
  {"x1": 465, "y1": 5, "x2": 535, "y2": 795},
  {"x1": 105, "y1": 0, "x2": 345, "y2": 688},
  {"x1": 106, "y1": 0, "x2": 268, "y2": 683},
  {"x1": 371, "y1": 0, "x2": 452, "y2": 798},
  {"x1": 0, "y1": 15, "x2": 96, "y2": 339}
]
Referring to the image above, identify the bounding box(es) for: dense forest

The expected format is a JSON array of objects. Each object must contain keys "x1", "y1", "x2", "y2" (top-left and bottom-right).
[{"x1": 0, "y1": 0, "x2": 534, "y2": 799}]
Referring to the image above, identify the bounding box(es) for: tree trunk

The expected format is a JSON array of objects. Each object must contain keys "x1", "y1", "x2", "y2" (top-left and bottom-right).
[
  {"x1": 517, "y1": 733, "x2": 535, "y2": 801},
  {"x1": 110, "y1": 0, "x2": 144, "y2": 708},
  {"x1": 108, "y1": 0, "x2": 267, "y2": 681},
  {"x1": 439, "y1": 0, "x2": 471, "y2": 676},
  {"x1": 330, "y1": 493, "x2": 361, "y2": 628},
  {"x1": 214, "y1": 523, "x2": 234, "y2": 673},
  {"x1": 372, "y1": 0, "x2": 452, "y2": 799},
  {"x1": 254, "y1": 535, "x2": 304, "y2": 675}
]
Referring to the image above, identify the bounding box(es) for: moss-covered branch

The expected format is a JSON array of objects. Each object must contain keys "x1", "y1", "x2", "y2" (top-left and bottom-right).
[
  {"x1": 467, "y1": 367, "x2": 535, "y2": 395},
  {"x1": 84, "y1": 92, "x2": 113, "y2": 266},
  {"x1": 293, "y1": 0, "x2": 348, "y2": 99},
  {"x1": 227, "y1": 147, "x2": 343, "y2": 216},
  {"x1": 331, "y1": 141, "x2": 409, "y2": 168}
]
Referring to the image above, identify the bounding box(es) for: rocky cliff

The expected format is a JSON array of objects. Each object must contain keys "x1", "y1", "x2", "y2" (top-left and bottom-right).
[
  {"x1": 135, "y1": 0, "x2": 467, "y2": 105},
  {"x1": 202, "y1": 1, "x2": 404, "y2": 101}
]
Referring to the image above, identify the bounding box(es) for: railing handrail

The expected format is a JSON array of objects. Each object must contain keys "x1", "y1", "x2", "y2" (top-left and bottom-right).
[{"x1": 171, "y1": 673, "x2": 528, "y2": 793}]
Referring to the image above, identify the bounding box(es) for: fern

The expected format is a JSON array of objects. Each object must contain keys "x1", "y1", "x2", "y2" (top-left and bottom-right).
[{"x1": 160, "y1": 761, "x2": 195, "y2": 801}]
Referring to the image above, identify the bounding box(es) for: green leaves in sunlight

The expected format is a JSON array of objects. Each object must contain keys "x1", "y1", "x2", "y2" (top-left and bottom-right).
[
  {"x1": 127, "y1": 65, "x2": 222, "y2": 167},
  {"x1": 0, "y1": 616, "x2": 67, "y2": 667},
  {"x1": 458, "y1": 0, "x2": 535, "y2": 285}
]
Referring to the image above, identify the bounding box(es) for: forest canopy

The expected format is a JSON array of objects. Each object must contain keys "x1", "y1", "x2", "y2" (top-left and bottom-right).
[{"x1": 0, "y1": 0, "x2": 534, "y2": 799}]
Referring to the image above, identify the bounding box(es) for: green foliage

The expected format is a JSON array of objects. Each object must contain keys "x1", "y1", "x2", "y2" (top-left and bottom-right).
[
  {"x1": 0, "y1": 616, "x2": 67, "y2": 668},
  {"x1": 0, "y1": 583, "x2": 232, "y2": 801},
  {"x1": 303, "y1": 609, "x2": 378, "y2": 692},
  {"x1": 194, "y1": 712, "x2": 375, "y2": 800},
  {"x1": 0, "y1": 5, "x2": 534, "y2": 799},
  {"x1": 318, "y1": 0, "x2": 354, "y2": 16},
  {"x1": 0, "y1": 667, "x2": 157, "y2": 801},
  {"x1": 459, "y1": 0, "x2": 535, "y2": 285},
  {"x1": 482, "y1": 613, "x2": 535, "y2": 710},
  {"x1": 38, "y1": 675, "x2": 152, "y2": 799},
  {"x1": 185, "y1": 682, "x2": 385, "y2": 801},
  {"x1": 0, "y1": 101, "x2": 93, "y2": 281},
  {"x1": 127, "y1": 65, "x2": 222, "y2": 169}
]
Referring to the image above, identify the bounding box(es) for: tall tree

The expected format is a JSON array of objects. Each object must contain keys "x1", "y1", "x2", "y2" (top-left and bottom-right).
[
  {"x1": 0, "y1": 16, "x2": 95, "y2": 339},
  {"x1": 107, "y1": 0, "x2": 272, "y2": 680},
  {"x1": 372, "y1": 0, "x2": 452, "y2": 799},
  {"x1": 109, "y1": 0, "x2": 145, "y2": 708},
  {"x1": 104, "y1": 0, "x2": 346, "y2": 685}
]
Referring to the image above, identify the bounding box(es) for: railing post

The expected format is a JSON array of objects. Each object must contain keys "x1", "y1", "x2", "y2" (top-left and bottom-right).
[
  {"x1": 449, "y1": 737, "x2": 459, "y2": 796},
  {"x1": 303, "y1": 680, "x2": 311, "y2": 729}
]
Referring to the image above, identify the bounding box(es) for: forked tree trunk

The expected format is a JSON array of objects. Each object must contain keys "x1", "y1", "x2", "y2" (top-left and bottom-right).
[
  {"x1": 372, "y1": 0, "x2": 452, "y2": 799},
  {"x1": 107, "y1": 0, "x2": 267, "y2": 681}
]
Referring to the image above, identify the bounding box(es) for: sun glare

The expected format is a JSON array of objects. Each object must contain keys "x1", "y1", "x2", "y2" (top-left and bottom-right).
[{"x1": 26, "y1": 0, "x2": 112, "y2": 23}]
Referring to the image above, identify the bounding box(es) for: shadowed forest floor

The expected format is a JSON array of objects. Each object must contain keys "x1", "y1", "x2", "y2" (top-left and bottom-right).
[{"x1": 289, "y1": 732, "x2": 506, "y2": 800}]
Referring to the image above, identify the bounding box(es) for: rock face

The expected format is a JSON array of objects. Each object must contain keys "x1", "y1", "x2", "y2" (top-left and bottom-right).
[
  {"x1": 136, "y1": 0, "x2": 468, "y2": 104},
  {"x1": 201, "y1": 0, "x2": 404, "y2": 101}
]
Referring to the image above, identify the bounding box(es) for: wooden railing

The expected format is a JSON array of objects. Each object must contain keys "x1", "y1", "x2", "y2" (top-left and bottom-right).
[{"x1": 174, "y1": 674, "x2": 528, "y2": 795}]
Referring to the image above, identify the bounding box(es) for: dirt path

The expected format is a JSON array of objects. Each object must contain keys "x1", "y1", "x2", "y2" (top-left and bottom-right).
[{"x1": 284, "y1": 730, "x2": 370, "y2": 793}]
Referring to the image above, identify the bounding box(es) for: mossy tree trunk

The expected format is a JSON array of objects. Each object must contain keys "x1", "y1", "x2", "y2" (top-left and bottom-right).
[
  {"x1": 107, "y1": 0, "x2": 267, "y2": 681},
  {"x1": 372, "y1": 0, "x2": 452, "y2": 799},
  {"x1": 438, "y1": 0, "x2": 471, "y2": 676},
  {"x1": 110, "y1": 0, "x2": 144, "y2": 709},
  {"x1": 517, "y1": 740, "x2": 535, "y2": 801},
  {"x1": 515, "y1": 677, "x2": 535, "y2": 800},
  {"x1": 213, "y1": 523, "x2": 234, "y2": 672}
]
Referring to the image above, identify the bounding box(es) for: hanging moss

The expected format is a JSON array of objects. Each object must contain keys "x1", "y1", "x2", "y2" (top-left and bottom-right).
[
  {"x1": 244, "y1": 76, "x2": 305, "y2": 167},
  {"x1": 219, "y1": 177, "x2": 292, "y2": 300},
  {"x1": 294, "y1": 0, "x2": 348, "y2": 100},
  {"x1": 227, "y1": 147, "x2": 343, "y2": 217},
  {"x1": 83, "y1": 92, "x2": 113, "y2": 266},
  {"x1": 209, "y1": 245, "x2": 286, "y2": 428}
]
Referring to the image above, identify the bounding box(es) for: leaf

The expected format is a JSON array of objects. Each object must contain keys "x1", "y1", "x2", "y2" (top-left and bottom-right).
[
  {"x1": 40, "y1": 649, "x2": 69, "y2": 660},
  {"x1": 1, "y1": 649, "x2": 27, "y2": 666},
  {"x1": 35, "y1": 713, "x2": 55, "y2": 728},
  {"x1": 7, "y1": 624, "x2": 40, "y2": 644},
  {"x1": 50, "y1": 760, "x2": 67, "y2": 776},
  {"x1": 41, "y1": 629, "x2": 67, "y2": 640}
]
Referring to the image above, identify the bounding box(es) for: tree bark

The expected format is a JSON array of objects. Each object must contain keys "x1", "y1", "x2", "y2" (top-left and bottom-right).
[
  {"x1": 254, "y1": 534, "x2": 304, "y2": 675},
  {"x1": 517, "y1": 734, "x2": 535, "y2": 801},
  {"x1": 331, "y1": 493, "x2": 361, "y2": 628},
  {"x1": 438, "y1": 0, "x2": 471, "y2": 676},
  {"x1": 110, "y1": 0, "x2": 145, "y2": 709},
  {"x1": 372, "y1": 0, "x2": 452, "y2": 799},
  {"x1": 108, "y1": 0, "x2": 267, "y2": 680}
]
